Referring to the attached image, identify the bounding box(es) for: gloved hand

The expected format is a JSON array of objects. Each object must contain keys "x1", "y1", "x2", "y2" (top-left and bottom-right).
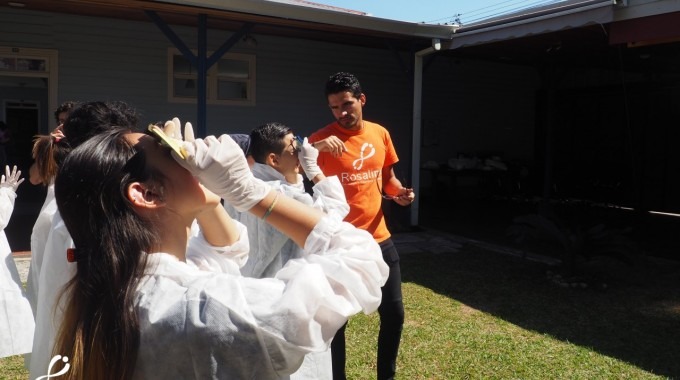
[
  {"x1": 0, "y1": 165, "x2": 24, "y2": 192},
  {"x1": 163, "y1": 117, "x2": 194, "y2": 142},
  {"x1": 297, "y1": 137, "x2": 323, "y2": 180},
  {"x1": 173, "y1": 132, "x2": 271, "y2": 212}
]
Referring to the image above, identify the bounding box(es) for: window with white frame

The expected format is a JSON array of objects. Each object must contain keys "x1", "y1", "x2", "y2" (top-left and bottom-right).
[{"x1": 168, "y1": 48, "x2": 255, "y2": 106}]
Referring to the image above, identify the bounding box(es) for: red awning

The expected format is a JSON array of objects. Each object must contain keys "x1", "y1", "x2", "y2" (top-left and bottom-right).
[{"x1": 609, "y1": 10, "x2": 680, "y2": 46}]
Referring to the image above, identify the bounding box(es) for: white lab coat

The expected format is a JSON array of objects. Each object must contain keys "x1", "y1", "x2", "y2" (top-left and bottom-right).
[
  {"x1": 29, "y1": 214, "x2": 250, "y2": 379},
  {"x1": 233, "y1": 163, "x2": 349, "y2": 278},
  {"x1": 133, "y1": 215, "x2": 387, "y2": 379},
  {"x1": 26, "y1": 183, "x2": 57, "y2": 316},
  {"x1": 227, "y1": 164, "x2": 350, "y2": 379},
  {"x1": 29, "y1": 212, "x2": 73, "y2": 379},
  {"x1": 0, "y1": 186, "x2": 35, "y2": 358}
]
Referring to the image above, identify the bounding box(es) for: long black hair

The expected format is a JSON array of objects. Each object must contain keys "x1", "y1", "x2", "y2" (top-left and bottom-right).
[{"x1": 53, "y1": 127, "x2": 162, "y2": 380}]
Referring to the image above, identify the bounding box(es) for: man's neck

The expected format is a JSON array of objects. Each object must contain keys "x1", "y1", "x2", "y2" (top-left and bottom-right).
[
  {"x1": 339, "y1": 119, "x2": 363, "y2": 131},
  {"x1": 282, "y1": 171, "x2": 299, "y2": 184}
]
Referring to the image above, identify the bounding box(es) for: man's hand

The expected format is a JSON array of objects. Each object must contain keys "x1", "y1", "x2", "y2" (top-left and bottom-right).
[
  {"x1": 391, "y1": 187, "x2": 415, "y2": 207},
  {"x1": 312, "y1": 136, "x2": 346, "y2": 157},
  {"x1": 0, "y1": 165, "x2": 24, "y2": 192}
]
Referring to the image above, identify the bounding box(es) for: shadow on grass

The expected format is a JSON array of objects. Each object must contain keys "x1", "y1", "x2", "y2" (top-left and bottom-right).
[{"x1": 400, "y1": 246, "x2": 680, "y2": 379}]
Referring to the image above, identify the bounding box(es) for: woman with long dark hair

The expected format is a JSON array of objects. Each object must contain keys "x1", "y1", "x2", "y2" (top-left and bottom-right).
[
  {"x1": 26, "y1": 133, "x2": 70, "y2": 315},
  {"x1": 52, "y1": 127, "x2": 388, "y2": 379}
]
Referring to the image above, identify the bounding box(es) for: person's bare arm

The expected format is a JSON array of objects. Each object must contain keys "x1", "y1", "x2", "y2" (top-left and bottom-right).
[
  {"x1": 311, "y1": 135, "x2": 346, "y2": 158},
  {"x1": 382, "y1": 166, "x2": 414, "y2": 206},
  {"x1": 196, "y1": 201, "x2": 241, "y2": 247},
  {"x1": 248, "y1": 190, "x2": 324, "y2": 247}
]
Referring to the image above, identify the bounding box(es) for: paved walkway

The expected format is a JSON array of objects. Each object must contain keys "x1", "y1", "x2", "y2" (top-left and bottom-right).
[
  {"x1": 391, "y1": 228, "x2": 560, "y2": 265},
  {"x1": 12, "y1": 251, "x2": 31, "y2": 284}
]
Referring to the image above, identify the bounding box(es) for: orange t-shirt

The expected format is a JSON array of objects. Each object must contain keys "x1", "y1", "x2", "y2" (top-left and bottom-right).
[{"x1": 309, "y1": 120, "x2": 399, "y2": 243}]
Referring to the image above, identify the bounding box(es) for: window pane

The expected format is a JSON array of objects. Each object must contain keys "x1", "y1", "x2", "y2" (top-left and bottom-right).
[
  {"x1": 217, "y1": 59, "x2": 249, "y2": 79},
  {"x1": 173, "y1": 55, "x2": 195, "y2": 75},
  {"x1": 173, "y1": 78, "x2": 197, "y2": 98},
  {"x1": 16, "y1": 58, "x2": 46, "y2": 72},
  {"x1": 217, "y1": 80, "x2": 247, "y2": 100},
  {"x1": 0, "y1": 57, "x2": 16, "y2": 70}
]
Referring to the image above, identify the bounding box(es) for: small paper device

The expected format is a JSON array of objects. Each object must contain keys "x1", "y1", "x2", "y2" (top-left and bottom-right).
[
  {"x1": 147, "y1": 124, "x2": 187, "y2": 159},
  {"x1": 293, "y1": 135, "x2": 304, "y2": 153}
]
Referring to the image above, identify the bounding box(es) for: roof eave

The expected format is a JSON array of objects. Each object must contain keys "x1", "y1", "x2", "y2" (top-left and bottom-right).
[{"x1": 154, "y1": 0, "x2": 457, "y2": 40}]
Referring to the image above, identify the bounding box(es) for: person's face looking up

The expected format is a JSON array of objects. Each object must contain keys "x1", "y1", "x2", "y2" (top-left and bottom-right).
[
  {"x1": 56, "y1": 111, "x2": 69, "y2": 130},
  {"x1": 274, "y1": 133, "x2": 301, "y2": 177},
  {"x1": 328, "y1": 91, "x2": 365, "y2": 131},
  {"x1": 125, "y1": 132, "x2": 220, "y2": 217}
]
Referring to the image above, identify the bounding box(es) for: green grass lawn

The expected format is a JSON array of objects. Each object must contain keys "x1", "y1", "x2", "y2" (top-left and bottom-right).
[
  {"x1": 3, "y1": 244, "x2": 678, "y2": 379},
  {"x1": 345, "y1": 245, "x2": 679, "y2": 379}
]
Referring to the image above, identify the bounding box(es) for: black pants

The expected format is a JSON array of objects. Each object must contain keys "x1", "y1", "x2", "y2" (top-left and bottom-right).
[{"x1": 331, "y1": 238, "x2": 405, "y2": 380}]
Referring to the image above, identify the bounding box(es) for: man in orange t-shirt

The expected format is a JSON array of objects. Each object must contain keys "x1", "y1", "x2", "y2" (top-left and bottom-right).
[{"x1": 309, "y1": 72, "x2": 414, "y2": 380}]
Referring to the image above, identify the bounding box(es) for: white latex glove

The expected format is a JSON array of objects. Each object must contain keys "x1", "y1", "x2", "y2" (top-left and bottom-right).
[
  {"x1": 174, "y1": 134, "x2": 271, "y2": 212},
  {"x1": 297, "y1": 137, "x2": 323, "y2": 180},
  {"x1": 0, "y1": 165, "x2": 24, "y2": 192},
  {"x1": 163, "y1": 117, "x2": 194, "y2": 141}
]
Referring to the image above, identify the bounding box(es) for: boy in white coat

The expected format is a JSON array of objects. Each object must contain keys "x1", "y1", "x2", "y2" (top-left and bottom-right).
[
  {"x1": 0, "y1": 165, "x2": 34, "y2": 358},
  {"x1": 227, "y1": 122, "x2": 351, "y2": 379}
]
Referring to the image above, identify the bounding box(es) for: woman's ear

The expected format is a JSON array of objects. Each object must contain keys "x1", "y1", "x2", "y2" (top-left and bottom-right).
[{"x1": 127, "y1": 182, "x2": 164, "y2": 209}]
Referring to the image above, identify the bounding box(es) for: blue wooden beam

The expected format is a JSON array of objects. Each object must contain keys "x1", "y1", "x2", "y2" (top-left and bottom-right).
[
  {"x1": 208, "y1": 23, "x2": 254, "y2": 68},
  {"x1": 146, "y1": 11, "x2": 256, "y2": 137},
  {"x1": 145, "y1": 10, "x2": 196, "y2": 66},
  {"x1": 197, "y1": 14, "x2": 207, "y2": 137}
]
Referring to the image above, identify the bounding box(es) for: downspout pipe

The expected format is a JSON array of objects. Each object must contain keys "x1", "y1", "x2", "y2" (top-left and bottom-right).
[{"x1": 411, "y1": 40, "x2": 440, "y2": 226}]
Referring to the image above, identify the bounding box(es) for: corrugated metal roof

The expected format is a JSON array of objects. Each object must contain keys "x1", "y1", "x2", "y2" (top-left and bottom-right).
[
  {"x1": 447, "y1": 0, "x2": 615, "y2": 49},
  {"x1": 159, "y1": 0, "x2": 456, "y2": 39},
  {"x1": 265, "y1": 0, "x2": 368, "y2": 15},
  {"x1": 10, "y1": 0, "x2": 455, "y2": 49}
]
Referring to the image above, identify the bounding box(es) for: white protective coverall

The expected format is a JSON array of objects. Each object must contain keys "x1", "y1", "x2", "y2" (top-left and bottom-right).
[
  {"x1": 233, "y1": 163, "x2": 349, "y2": 278},
  {"x1": 225, "y1": 163, "x2": 350, "y2": 379},
  {"x1": 29, "y1": 213, "x2": 249, "y2": 379},
  {"x1": 133, "y1": 214, "x2": 387, "y2": 379},
  {"x1": 29, "y1": 211, "x2": 71, "y2": 379},
  {"x1": 0, "y1": 186, "x2": 35, "y2": 358},
  {"x1": 26, "y1": 183, "x2": 57, "y2": 316}
]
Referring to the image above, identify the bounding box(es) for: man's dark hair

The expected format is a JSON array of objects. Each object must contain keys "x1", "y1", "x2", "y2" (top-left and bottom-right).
[
  {"x1": 63, "y1": 101, "x2": 139, "y2": 148},
  {"x1": 229, "y1": 134, "x2": 251, "y2": 156},
  {"x1": 54, "y1": 101, "x2": 78, "y2": 123},
  {"x1": 324, "y1": 72, "x2": 362, "y2": 99},
  {"x1": 249, "y1": 122, "x2": 293, "y2": 164}
]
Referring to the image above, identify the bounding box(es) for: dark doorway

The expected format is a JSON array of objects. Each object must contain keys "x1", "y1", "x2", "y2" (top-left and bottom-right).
[{"x1": 4, "y1": 101, "x2": 46, "y2": 251}]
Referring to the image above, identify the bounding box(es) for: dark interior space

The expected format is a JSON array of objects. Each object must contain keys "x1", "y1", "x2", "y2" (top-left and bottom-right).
[
  {"x1": 4, "y1": 104, "x2": 47, "y2": 252},
  {"x1": 413, "y1": 13, "x2": 680, "y2": 263},
  {"x1": 417, "y1": 172, "x2": 680, "y2": 263}
]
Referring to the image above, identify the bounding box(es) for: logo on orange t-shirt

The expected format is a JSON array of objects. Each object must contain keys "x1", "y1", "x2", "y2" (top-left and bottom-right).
[{"x1": 352, "y1": 142, "x2": 375, "y2": 170}]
